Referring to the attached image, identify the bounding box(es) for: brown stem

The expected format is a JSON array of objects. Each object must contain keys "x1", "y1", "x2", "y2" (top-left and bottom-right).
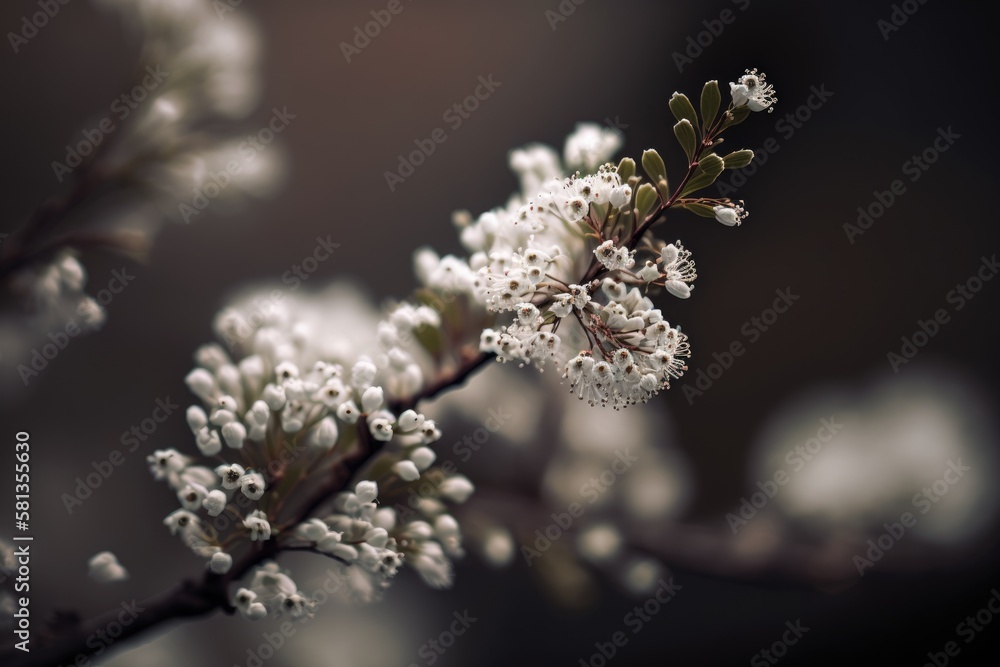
[
  {"x1": 578, "y1": 109, "x2": 733, "y2": 288},
  {"x1": 0, "y1": 168, "x2": 107, "y2": 282},
  {"x1": 1, "y1": 417, "x2": 389, "y2": 665},
  {"x1": 389, "y1": 347, "x2": 494, "y2": 414}
]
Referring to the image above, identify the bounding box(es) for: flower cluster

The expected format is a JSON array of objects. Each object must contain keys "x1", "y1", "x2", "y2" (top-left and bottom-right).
[
  {"x1": 138, "y1": 69, "x2": 772, "y2": 625},
  {"x1": 2, "y1": 251, "x2": 107, "y2": 383},
  {"x1": 416, "y1": 68, "x2": 775, "y2": 409},
  {"x1": 147, "y1": 286, "x2": 476, "y2": 617},
  {"x1": 562, "y1": 287, "x2": 690, "y2": 409},
  {"x1": 234, "y1": 562, "x2": 313, "y2": 621}
]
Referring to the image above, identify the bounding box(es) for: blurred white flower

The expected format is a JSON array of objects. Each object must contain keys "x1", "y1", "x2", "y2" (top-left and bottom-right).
[{"x1": 88, "y1": 551, "x2": 129, "y2": 583}]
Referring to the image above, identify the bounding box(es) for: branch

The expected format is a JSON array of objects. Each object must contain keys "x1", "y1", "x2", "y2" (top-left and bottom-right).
[
  {"x1": 5, "y1": 572, "x2": 234, "y2": 667},
  {"x1": 389, "y1": 348, "x2": 494, "y2": 414},
  {"x1": 1, "y1": 103, "x2": 764, "y2": 664},
  {"x1": 2, "y1": 421, "x2": 383, "y2": 664}
]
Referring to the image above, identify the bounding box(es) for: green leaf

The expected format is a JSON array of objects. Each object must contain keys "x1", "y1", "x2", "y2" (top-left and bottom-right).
[
  {"x1": 722, "y1": 149, "x2": 755, "y2": 169},
  {"x1": 722, "y1": 104, "x2": 751, "y2": 129},
  {"x1": 641, "y1": 149, "x2": 667, "y2": 183},
  {"x1": 700, "y1": 80, "x2": 721, "y2": 133},
  {"x1": 680, "y1": 202, "x2": 718, "y2": 218},
  {"x1": 673, "y1": 119, "x2": 697, "y2": 162},
  {"x1": 668, "y1": 93, "x2": 699, "y2": 134},
  {"x1": 616, "y1": 157, "x2": 636, "y2": 183},
  {"x1": 699, "y1": 153, "x2": 725, "y2": 176},
  {"x1": 679, "y1": 171, "x2": 719, "y2": 197},
  {"x1": 634, "y1": 183, "x2": 658, "y2": 222},
  {"x1": 679, "y1": 158, "x2": 724, "y2": 197},
  {"x1": 655, "y1": 178, "x2": 670, "y2": 202}
]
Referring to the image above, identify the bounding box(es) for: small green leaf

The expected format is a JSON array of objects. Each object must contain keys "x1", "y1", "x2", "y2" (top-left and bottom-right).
[
  {"x1": 700, "y1": 80, "x2": 721, "y2": 133},
  {"x1": 634, "y1": 183, "x2": 658, "y2": 222},
  {"x1": 699, "y1": 153, "x2": 725, "y2": 176},
  {"x1": 655, "y1": 178, "x2": 670, "y2": 202},
  {"x1": 722, "y1": 149, "x2": 754, "y2": 169},
  {"x1": 641, "y1": 149, "x2": 667, "y2": 183},
  {"x1": 668, "y1": 92, "x2": 699, "y2": 134},
  {"x1": 616, "y1": 157, "x2": 636, "y2": 182},
  {"x1": 673, "y1": 119, "x2": 697, "y2": 162},
  {"x1": 679, "y1": 158, "x2": 724, "y2": 197},
  {"x1": 722, "y1": 105, "x2": 751, "y2": 129},
  {"x1": 680, "y1": 202, "x2": 718, "y2": 218},
  {"x1": 679, "y1": 171, "x2": 719, "y2": 197}
]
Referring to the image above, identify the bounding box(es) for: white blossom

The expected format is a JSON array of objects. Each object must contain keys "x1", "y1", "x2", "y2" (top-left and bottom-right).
[
  {"x1": 244, "y1": 510, "x2": 271, "y2": 541},
  {"x1": 209, "y1": 551, "x2": 233, "y2": 574},
  {"x1": 355, "y1": 481, "x2": 378, "y2": 504},
  {"x1": 410, "y1": 446, "x2": 436, "y2": 471},
  {"x1": 713, "y1": 203, "x2": 748, "y2": 227},
  {"x1": 594, "y1": 240, "x2": 636, "y2": 271},
  {"x1": 163, "y1": 509, "x2": 200, "y2": 536},
  {"x1": 393, "y1": 460, "x2": 421, "y2": 482},
  {"x1": 215, "y1": 463, "x2": 246, "y2": 490},
  {"x1": 729, "y1": 68, "x2": 777, "y2": 112},
  {"x1": 88, "y1": 552, "x2": 129, "y2": 583},
  {"x1": 221, "y1": 421, "x2": 247, "y2": 448},
  {"x1": 439, "y1": 475, "x2": 475, "y2": 503},
  {"x1": 361, "y1": 386, "x2": 384, "y2": 413},
  {"x1": 369, "y1": 417, "x2": 394, "y2": 442},
  {"x1": 240, "y1": 473, "x2": 266, "y2": 500}
]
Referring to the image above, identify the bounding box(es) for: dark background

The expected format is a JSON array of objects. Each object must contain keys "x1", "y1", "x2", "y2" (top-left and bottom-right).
[{"x1": 1, "y1": 0, "x2": 999, "y2": 665}]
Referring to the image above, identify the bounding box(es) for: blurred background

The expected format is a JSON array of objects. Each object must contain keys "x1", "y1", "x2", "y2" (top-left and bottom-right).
[{"x1": 1, "y1": 0, "x2": 999, "y2": 665}]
